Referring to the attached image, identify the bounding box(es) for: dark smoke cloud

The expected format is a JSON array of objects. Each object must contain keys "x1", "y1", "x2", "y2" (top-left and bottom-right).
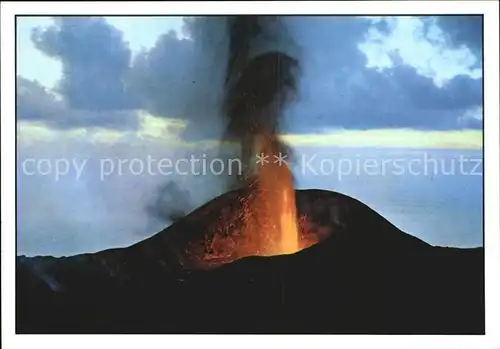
[
  {"x1": 221, "y1": 16, "x2": 300, "y2": 182},
  {"x1": 143, "y1": 16, "x2": 303, "y2": 219},
  {"x1": 145, "y1": 181, "x2": 192, "y2": 225}
]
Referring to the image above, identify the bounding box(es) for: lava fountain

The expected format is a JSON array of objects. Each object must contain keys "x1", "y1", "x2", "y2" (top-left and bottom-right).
[
  {"x1": 251, "y1": 133, "x2": 299, "y2": 255},
  {"x1": 221, "y1": 16, "x2": 303, "y2": 258}
]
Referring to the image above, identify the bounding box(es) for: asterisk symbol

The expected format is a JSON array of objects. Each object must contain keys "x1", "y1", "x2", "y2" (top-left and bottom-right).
[
  {"x1": 255, "y1": 152, "x2": 269, "y2": 166},
  {"x1": 273, "y1": 152, "x2": 289, "y2": 167}
]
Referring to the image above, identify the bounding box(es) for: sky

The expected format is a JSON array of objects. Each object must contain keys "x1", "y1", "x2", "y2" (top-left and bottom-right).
[{"x1": 16, "y1": 16, "x2": 484, "y2": 256}]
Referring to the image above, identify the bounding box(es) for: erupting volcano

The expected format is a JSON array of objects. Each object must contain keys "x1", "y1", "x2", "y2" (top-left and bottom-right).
[{"x1": 15, "y1": 16, "x2": 484, "y2": 335}]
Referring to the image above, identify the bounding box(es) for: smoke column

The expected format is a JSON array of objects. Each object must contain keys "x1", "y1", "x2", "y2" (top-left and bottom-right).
[
  {"x1": 221, "y1": 16, "x2": 300, "y2": 186},
  {"x1": 220, "y1": 16, "x2": 302, "y2": 255},
  {"x1": 144, "y1": 16, "x2": 302, "y2": 253}
]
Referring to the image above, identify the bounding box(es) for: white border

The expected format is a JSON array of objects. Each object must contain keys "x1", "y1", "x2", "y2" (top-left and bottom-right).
[{"x1": 2, "y1": 1, "x2": 499, "y2": 349}]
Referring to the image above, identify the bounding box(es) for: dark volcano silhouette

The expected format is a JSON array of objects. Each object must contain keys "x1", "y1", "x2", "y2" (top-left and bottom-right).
[{"x1": 16, "y1": 188, "x2": 484, "y2": 334}]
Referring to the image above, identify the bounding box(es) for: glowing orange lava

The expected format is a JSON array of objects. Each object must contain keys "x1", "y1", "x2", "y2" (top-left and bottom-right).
[
  {"x1": 246, "y1": 134, "x2": 300, "y2": 256},
  {"x1": 188, "y1": 135, "x2": 315, "y2": 269}
]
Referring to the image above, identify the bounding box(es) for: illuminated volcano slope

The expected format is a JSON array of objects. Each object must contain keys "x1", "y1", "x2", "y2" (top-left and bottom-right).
[{"x1": 16, "y1": 188, "x2": 484, "y2": 334}]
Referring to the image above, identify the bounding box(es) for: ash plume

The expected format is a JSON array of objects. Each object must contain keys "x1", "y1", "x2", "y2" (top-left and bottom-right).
[
  {"x1": 145, "y1": 16, "x2": 301, "y2": 227},
  {"x1": 221, "y1": 16, "x2": 300, "y2": 186}
]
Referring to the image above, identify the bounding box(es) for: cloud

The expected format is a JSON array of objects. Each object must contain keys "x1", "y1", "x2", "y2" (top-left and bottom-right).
[
  {"x1": 359, "y1": 17, "x2": 481, "y2": 86},
  {"x1": 20, "y1": 16, "x2": 483, "y2": 137},
  {"x1": 434, "y1": 15, "x2": 483, "y2": 59},
  {"x1": 16, "y1": 76, "x2": 139, "y2": 130},
  {"x1": 128, "y1": 17, "x2": 229, "y2": 140},
  {"x1": 30, "y1": 17, "x2": 138, "y2": 111},
  {"x1": 458, "y1": 105, "x2": 483, "y2": 128},
  {"x1": 282, "y1": 16, "x2": 483, "y2": 133},
  {"x1": 25, "y1": 17, "x2": 230, "y2": 138}
]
